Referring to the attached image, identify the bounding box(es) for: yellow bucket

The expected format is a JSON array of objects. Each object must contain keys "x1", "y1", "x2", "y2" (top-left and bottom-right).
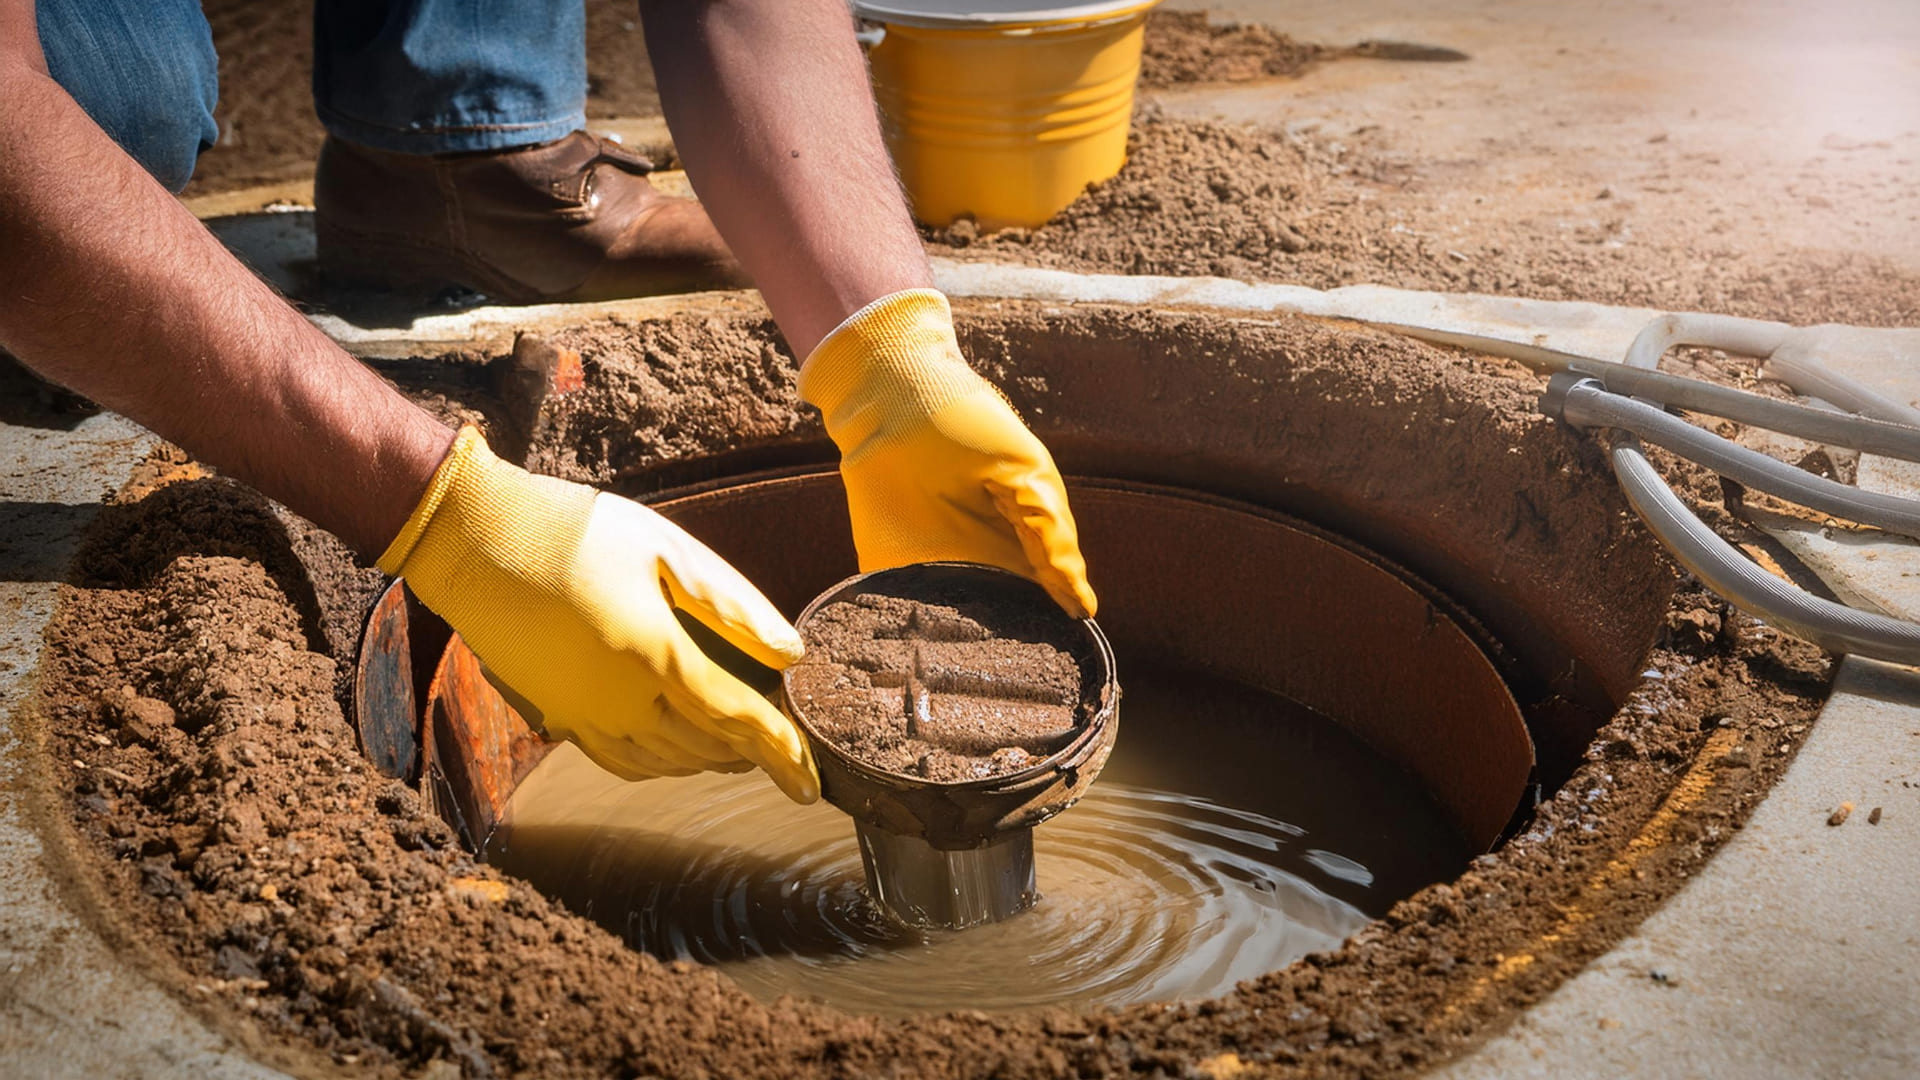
[{"x1": 858, "y1": 1, "x2": 1161, "y2": 230}]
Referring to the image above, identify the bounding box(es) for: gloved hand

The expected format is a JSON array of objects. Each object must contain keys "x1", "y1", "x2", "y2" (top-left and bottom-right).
[
  {"x1": 378, "y1": 427, "x2": 818, "y2": 802},
  {"x1": 800, "y1": 289, "x2": 1097, "y2": 618}
]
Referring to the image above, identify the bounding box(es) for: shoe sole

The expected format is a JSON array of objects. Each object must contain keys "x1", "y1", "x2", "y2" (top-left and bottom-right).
[{"x1": 316, "y1": 222, "x2": 747, "y2": 305}]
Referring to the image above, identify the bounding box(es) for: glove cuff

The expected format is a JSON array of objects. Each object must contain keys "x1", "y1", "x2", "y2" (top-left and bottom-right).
[
  {"x1": 798, "y1": 289, "x2": 982, "y2": 436},
  {"x1": 377, "y1": 426, "x2": 483, "y2": 575},
  {"x1": 375, "y1": 426, "x2": 594, "y2": 593}
]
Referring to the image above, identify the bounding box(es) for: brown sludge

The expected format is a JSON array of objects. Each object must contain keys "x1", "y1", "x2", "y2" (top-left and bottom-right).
[{"x1": 789, "y1": 591, "x2": 1087, "y2": 782}]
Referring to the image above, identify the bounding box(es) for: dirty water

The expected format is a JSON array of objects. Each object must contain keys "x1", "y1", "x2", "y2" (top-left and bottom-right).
[{"x1": 487, "y1": 666, "x2": 1469, "y2": 1016}]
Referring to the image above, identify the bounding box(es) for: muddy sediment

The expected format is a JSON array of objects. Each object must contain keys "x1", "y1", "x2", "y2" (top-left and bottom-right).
[
  {"x1": 791, "y1": 586, "x2": 1092, "y2": 782},
  {"x1": 487, "y1": 668, "x2": 1417, "y2": 1017},
  {"x1": 32, "y1": 304, "x2": 1835, "y2": 1078}
]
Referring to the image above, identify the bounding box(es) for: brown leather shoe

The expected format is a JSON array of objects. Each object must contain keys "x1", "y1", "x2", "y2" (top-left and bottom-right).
[{"x1": 313, "y1": 132, "x2": 748, "y2": 303}]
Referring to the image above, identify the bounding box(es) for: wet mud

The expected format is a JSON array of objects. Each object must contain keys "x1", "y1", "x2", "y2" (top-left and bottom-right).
[
  {"x1": 790, "y1": 586, "x2": 1092, "y2": 782},
  {"x1": 31, "y1": 305, "x2": 1835, "y2": 1078}
]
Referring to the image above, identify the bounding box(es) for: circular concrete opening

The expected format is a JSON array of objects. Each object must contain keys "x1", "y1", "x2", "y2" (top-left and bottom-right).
[{"x1": 38, "y1": 301, "x2": 1830, "y2": 1077}]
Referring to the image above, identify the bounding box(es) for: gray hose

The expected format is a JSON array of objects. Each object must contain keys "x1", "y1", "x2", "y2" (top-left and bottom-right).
[
  {"x1": 1392, "y1": 323, "x2": 1920, "y2": 463},
  {"x1": 1622, "y1": 312, "x2": 1790, "y2": 372},
  {"x1": 1763, "y1": 348, "x2": 1920, "y2": 429},
  {"x1": 1608, "y1": 438, "x2": 1920, "y2": 666},
  {"x1": 1624, "y1": 311, "x2": 1920, "y2": 429},
  {"x1": 1553, "y1": 376, "x2": 1920, "y2": 540},
  {"x1": 1560, "y1": 359, "x2": 1920, "y2": 464}
]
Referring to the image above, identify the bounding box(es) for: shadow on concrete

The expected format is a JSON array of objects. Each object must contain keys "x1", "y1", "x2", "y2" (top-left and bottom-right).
[
  {"x1": 0, "y1": 501, "x2": 99, "y2": 583},
  {"x1": 0, "y1": 353, "x2": 101, "y2": 431},
  {"x1": 1835, "y1": 656, "x2": 1920, "y2": 710}
]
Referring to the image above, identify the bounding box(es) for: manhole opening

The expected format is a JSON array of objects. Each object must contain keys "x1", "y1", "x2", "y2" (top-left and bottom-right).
[
  {"x1": 363, "y1": 300, "x2": 1671, "y2": 1014},
  {"x1": 41, "y1": 301, "x2": 1831, "y2": 1078}
]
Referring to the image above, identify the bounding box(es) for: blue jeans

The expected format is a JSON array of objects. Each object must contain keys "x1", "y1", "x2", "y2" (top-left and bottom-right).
[{"x1": 37, "y1": 0, "x2": 588, "y2": 193}]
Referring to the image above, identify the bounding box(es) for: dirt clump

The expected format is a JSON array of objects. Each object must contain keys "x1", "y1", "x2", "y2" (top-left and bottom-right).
[
  {"x1": 516, "y1": 307, "x2": 815, "y2": 495},
  {"x1": 789, "y1": 587, "x2": 1089, "y2": 782},
  {"x1": 1139, "y1": 10, "x2": 1327, "y2": 89}
]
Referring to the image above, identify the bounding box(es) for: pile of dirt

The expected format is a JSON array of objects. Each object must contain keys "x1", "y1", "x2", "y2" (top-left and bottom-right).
[
  {"x1": 514, "y1": 308, "x2": 814, "y2": 495},
  {"x1": 1138, "y1": 10, "x2": 1327, "y2": 89},
  {"x1": 927, "y1": 112, "x2": 1920, "y2": 329},
  {"x1": 37, "y1": 308, "x2": 1833, "y2": 1079},
  {"x1": 788, "y1": 588, "x2": 1090, "y2": 782}
]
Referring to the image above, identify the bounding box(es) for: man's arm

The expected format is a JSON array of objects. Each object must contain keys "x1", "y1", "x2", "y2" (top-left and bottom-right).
[
  {"x1": 0, "y1": 3, "x2": 450, "y2": 555},
  {"x1": 638, "y1": 0, "x2": 1099, "y2": 617},
  {"x1": 0, "y1": 9, "x2": 817, "y2": 798},
  {"x1": 637, "y1": 0, "x2": 931, "y2": 358}
]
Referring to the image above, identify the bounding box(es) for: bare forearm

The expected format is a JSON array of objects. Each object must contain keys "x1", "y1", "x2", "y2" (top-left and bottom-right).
[
  {"x1": 639, "y1": 0, "x2": 932, "y2": 358},
  {"x1": 0, "y1": 63, "x2": 451, "y2": 556}
]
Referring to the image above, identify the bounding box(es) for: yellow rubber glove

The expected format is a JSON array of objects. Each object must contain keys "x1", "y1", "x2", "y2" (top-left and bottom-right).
[
  {"x1": 379, "y1": 427, "x2": 818, "y2": 802},
  {"x1": 800, "y1": 289, "x2": 1097, "y2": 618}
]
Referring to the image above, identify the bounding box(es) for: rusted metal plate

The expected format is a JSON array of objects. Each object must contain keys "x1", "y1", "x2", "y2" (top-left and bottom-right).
[
  {"x1": 423, "y1": 633, "x2": 555, "y2": 852},
  {"x1": 353, "y1": 581, "x2": 424, "y2": 780},
  {"x1": 353, "y1": 579, "x2": 454, "y2": 783}
]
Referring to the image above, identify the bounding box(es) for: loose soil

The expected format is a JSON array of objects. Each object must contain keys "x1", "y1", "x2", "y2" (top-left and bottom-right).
[
  {"x1": 33, "y1": 305, "x2": 1833, "y2": 1079},
  {"x1": 925, "y1": 110, "x2": 1920, "y2": 329},
  {"x1": 1138, "y1": 11, "x2": 1329, "y2": 90},
  {"x1": 789, "y1": 587, "x2": 1089, "y2": 783}
]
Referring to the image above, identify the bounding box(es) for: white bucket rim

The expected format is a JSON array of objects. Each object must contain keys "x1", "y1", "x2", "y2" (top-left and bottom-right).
[{"x1": 851, "y1": 0, "x2": 1158, "y2": 31}]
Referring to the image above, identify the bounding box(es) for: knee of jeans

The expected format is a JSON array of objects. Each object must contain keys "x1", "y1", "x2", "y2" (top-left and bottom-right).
[
  {"x1": 38, "y1": 0, "x2": 221, "y2": 192},
  {"x1": 118, "y1": 75, "x2": 219, "y2": 192}
]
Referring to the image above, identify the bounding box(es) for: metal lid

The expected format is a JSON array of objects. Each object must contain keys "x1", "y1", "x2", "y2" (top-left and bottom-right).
[{"x1": 850, "y1": 0, "x2": 1158, "y2": 30}]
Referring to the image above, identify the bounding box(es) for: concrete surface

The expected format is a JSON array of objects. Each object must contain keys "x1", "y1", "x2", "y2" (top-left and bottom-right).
[
  {"x1": 1437, "y1": 655, "x2": 1920, "y2": 1080},
  {"x1": 1160, "y1": 0, "x2": 1920, "y2": 275}
]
